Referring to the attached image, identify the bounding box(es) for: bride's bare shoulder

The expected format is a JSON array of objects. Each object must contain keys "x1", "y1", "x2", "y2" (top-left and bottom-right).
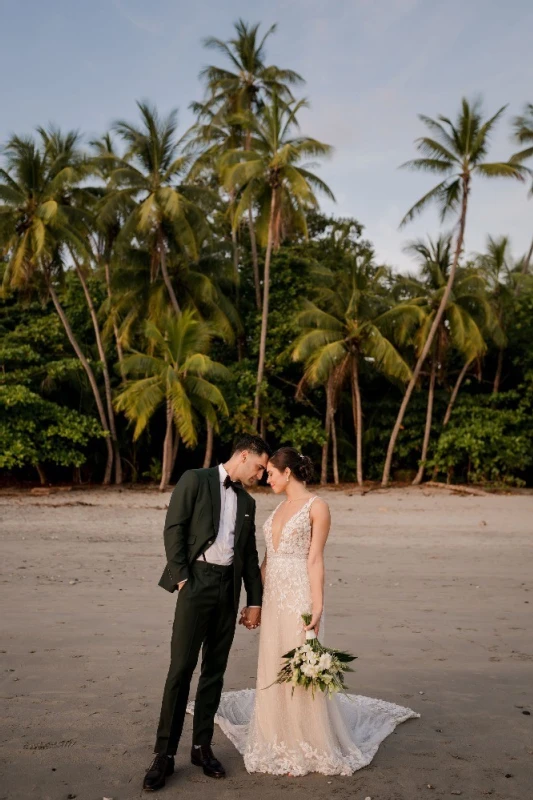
[{"x1": 310, "y1": 495, "x2": 330, "y2": 519}]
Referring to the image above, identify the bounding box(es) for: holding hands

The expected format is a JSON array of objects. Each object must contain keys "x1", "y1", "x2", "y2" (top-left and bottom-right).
[{"x1": 239, "y1": 606, "x2": 261, "y2": 630}]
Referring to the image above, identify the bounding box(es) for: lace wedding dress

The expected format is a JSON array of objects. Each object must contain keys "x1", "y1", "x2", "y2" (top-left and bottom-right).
[{"x1": 188, "y1": 496, "x2": 419, "y2": 776}]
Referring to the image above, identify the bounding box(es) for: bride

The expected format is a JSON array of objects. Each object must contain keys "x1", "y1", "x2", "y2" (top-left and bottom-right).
[{"x1": 189, "y1": 446, "x2": 419, "y2": 776}]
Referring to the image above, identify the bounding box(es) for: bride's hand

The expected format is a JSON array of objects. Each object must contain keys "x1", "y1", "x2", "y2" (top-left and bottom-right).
[{"x1": 304, "y1": 610, "x2": 322, "y2": 637}]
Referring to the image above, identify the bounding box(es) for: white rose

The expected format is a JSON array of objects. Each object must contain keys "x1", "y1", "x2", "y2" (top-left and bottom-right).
[{"x1": 319, "y1": 653, "x2": 332, "y2": 670}]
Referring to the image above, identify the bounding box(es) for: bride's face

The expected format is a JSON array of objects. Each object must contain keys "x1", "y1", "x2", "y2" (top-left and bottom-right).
[{"x1": 266, "y1": 463, "x2": 288, "y2": 494}]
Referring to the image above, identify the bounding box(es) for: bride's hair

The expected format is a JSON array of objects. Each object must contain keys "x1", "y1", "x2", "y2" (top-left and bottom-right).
[{"x1": 269, "y1": 447, "x2": 314, "y2": 483}]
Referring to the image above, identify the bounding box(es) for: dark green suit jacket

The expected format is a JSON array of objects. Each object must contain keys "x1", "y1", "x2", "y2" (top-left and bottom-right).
[{"x1": 158, "y1": 466, "x2": 263, "y2": 609}]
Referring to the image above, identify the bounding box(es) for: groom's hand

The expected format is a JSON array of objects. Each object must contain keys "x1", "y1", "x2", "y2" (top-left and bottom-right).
[{"x1": 239, "y1": 606, "x2": 261, "y2": 630}]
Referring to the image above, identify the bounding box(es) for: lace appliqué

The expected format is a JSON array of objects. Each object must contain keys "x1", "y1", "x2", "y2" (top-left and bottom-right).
[
  {"x1": 262, "y1": 497, "x2": 316, "y2": 627},
  {"x1": 187, "y1": 689, "x2": 420, "y2": 777}
]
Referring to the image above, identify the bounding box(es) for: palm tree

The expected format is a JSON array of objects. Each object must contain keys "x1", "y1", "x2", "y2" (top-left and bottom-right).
[
  {"x1": 293, "y1": 257, "x2": 415, "y2": 485},
  {"x1": 222, "y1": 95, "x2": 334, "y2": 428},
  {"x1": 195, "y1": 19, "x2": 304, "y2": 309},
  {"x1": 0, "y1": 130, "x2": 116, "y2": 483},
  {"x1": 198, "y1": 20, "x2": 303, "y2": 117},
  {"x1": 381, "y1": 97, "x2": 526, "y2": 487},
  {"x1": 511, "y1": 104, "x2": 533, "y2": 273},
  {"x1": 89, "y1": 133, "x2": 129, "y2": 379},
  {"x1": 184, "y1": 107, "x2": 254, "y2": 319},
  {"x1": 475, "y1": 235, "x2": 517, "y2": 394},
  {"x1": 114, "y1": 309, "x2": 229, "y2": 490},
  {"x1": 101, "y1": 102, "x2": 209, "y2": 316},
  {"x1": 400, "y1": 235, "x2": 490, "y2": 483},
  {"x1": 105, "y1": 237, "x2": 237, "y2": 360},
  {"x1": 38, "y1": 127, "x2": 123, "y2": 484}
]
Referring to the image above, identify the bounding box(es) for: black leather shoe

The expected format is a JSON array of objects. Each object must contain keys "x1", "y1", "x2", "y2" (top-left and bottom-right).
[
  {"x1": 191, "y1": 744, "x2": 226, "y2": 778},
  {"x1": 142, "y1": 753, "x2": 175, "y2": 792}
]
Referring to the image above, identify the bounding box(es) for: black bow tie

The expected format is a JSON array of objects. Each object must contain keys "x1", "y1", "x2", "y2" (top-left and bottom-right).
[{"x1": 223, "y1": 475, "x2": 240, "y2": 492}]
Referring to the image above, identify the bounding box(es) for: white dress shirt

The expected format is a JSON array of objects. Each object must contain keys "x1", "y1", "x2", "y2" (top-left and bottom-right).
[
  {"x1": 199, "y1": 464, "x2": 237, "y2": 566},
  {"x1": 178, "y1": 465, "x2": 259, "y2": 608},
  {"x1": 192, "y1": 464, "x2": 260, "y2": 608}
]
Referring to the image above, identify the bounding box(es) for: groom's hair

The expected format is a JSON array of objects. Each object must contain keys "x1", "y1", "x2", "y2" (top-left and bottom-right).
[{"x1": 232, "y1": 434, "x2": 272, "y2": 457}]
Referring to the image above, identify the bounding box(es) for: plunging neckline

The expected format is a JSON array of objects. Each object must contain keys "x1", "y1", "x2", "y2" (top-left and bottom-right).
[{"x1": 269, "y1": 496, "x2": 316, "y2": 553}]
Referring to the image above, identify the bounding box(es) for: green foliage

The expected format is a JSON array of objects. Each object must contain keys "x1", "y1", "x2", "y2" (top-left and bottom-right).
[
  {"x1": 280, "y1": 417, "x2": 327, "y2": 450},
  {"x1": 142, "y1": 457, "x2": 163, "y2": 482},
  {"x1": 507, "y1": 285, "x2": 533, "y2": 374},
  {"x1": 362, "y1": 388, "x2": 447, "y2": 480},
  {"x1": 1, "y1": 35, "x2": 533, "y2": 488},
  {"x1": 115, "y1": 309, "x2": 229, "y2": 447},
  {"x1": 0, "y1": 384, "x2": 106, "y2": 472},
  {"x1": 429, "y1": 389, "x2": 533, "y2": 486}
]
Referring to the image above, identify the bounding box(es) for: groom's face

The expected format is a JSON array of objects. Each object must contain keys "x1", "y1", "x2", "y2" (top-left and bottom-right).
[{"x1": 235, "y1": 449, "x2": 269, "y2": 487}]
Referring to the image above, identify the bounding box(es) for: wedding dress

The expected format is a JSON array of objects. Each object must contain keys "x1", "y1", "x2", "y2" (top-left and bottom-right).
[{"x1": 188, "y1": 495, "x2": 419, "y2": 776}]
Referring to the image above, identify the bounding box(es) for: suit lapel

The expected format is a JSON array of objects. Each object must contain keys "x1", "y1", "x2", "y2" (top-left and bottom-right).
[
  {"x1": 234, "y1": 487, "x2": 247, "y2": 546},
  {"x1": 207, "y1": 467, "x2": 221, "y2": 533}
]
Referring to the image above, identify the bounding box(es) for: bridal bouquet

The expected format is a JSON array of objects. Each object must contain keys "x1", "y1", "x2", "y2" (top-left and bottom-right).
[{"x1": 268, "y1": 613, "x2": 357, "y2": 698}]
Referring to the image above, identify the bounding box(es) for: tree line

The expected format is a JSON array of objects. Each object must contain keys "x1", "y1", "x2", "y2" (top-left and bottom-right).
[{"x1": 1, "y1": 21, "x2": 533, "y2": 489}]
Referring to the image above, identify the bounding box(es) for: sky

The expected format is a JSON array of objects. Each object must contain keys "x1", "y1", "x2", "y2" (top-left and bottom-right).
[{"x1": 1, "y1": 0, "x2": 532, "y2": 271}]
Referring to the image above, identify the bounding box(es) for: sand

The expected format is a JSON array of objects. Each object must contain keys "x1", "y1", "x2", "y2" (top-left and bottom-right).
[{"x1": 1, "y1": 485, "x2": 532, "y2": 800}]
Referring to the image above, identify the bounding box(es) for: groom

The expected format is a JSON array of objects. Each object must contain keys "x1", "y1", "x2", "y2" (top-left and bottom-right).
[{"x1": 142, "y1": 434, "x2": 271, "y2": 792}]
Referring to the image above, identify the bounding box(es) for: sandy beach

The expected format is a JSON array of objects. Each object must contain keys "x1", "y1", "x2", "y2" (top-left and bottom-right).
[{"x1": 1, "y1": 485, "x2": 532, "y2": 800}]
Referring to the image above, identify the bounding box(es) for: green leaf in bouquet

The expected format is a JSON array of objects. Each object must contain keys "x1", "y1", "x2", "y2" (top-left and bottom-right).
[
  {"x1": 281, "y1": 648, "x2": 298, "y2": 659},
  {"x1": 331, "y1": 651, "x2": 358, "y2": 663}
]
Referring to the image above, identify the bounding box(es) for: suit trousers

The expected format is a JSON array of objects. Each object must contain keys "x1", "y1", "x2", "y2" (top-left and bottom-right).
[{"x1": 154, "y1": 560, "x2": 237, "y2": 754}]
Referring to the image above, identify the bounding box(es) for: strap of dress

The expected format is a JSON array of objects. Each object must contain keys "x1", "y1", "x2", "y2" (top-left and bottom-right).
[
  {"x1": 307, "y1": 495, "x2": 319, "y2": 539},
  {"x1": 266, "y1": 500, "x2": 284, "y2": 529}
]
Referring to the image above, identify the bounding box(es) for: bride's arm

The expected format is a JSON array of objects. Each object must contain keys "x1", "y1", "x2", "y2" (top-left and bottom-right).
[
  {"x1": 260, "y1": 552, "x2": 267, "y2": 585},
  {"x1": 305, "y1": 499, "x2": 331, "y2": 636}
]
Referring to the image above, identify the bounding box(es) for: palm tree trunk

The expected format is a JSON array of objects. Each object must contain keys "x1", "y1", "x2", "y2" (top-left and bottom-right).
[
  {"x1": 381, "y1": 175, "x2": 470, "y2": 487},
  {"x1": 412, "y1": 352, "x2": 437, "y2": 485},
  {"x1": 75, "y1": 264, "x2": 122, "y2": 485},
  {"x1": 35, "y1": 463, "x2": 47, "y2": 486},
  {"x1": 253, "y1": 191, "x2": 277, "y2": 429},
  {"x1": 104, "y1": 261, "x2": 125, "y2": 381},
  {"x1": 432, "y1": 357, "x2": 472, "y2": 480},
  {"x1": 159, "y1": 227, "x2": 181, "y2": 315},
  {"x1": 231, "y1": 223, "x2": 246, "y2": 362},
  {"x1": 320, "y1": 423, "x2": 330, "y2": 484},
  {"x1": 521, "y1": 234, "x2": 533, "y2": 274},
  {"x1": 493, "y1": 348, "x2": 504, "y2": 394},
  {"x1": 443, "y1": 359, "x2": 472, "y2": 426},
  {"x1": 170, "y1": 427, "x2": 180, "y2": 478},
  {"x1": 232, "y1": 225, "x2": 240, "y2": 290},
  {"x1": 352, "y1": 355, "x2": 363, "y2": 487},
  {"x1": 324, "y1": 372, "x2": 339, "y2": 485},
  {"x1": 48, "y1": 284, "x2": 113, "y2": 485},
  {"x1": 203, "y1": 421, "x2": 214, "y2": 468},
  {"x1": 243, "y1": 126, "x2": 262, "y2": 311},
  {"x1": 248, "y1": 206, "x2": 262, "y2": 310},
  {"x1": 159, "y1": 399, "x2": 173, "y2": 491},
  {"x1": 331, "y1": 411, "x2": 339, "y2": 485},
  {"x1": 321, "y1": 380, "x2": 332, "y2": 485}
]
